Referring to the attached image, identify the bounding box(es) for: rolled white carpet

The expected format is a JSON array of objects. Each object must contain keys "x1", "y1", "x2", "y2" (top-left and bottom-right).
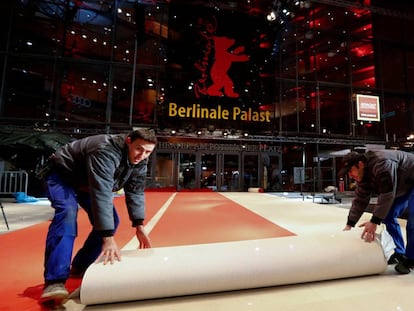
[
  {"x1": 247, "y1": 187, "x2": 264, "y2": 192},
  {"x1": 80, "y1": 230, "x2": 387, "y2": 305}
]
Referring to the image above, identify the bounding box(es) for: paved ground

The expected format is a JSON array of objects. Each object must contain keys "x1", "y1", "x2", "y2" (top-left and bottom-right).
[{"x1": 0, "y1": 197, "x2": 53, "y2": 234}]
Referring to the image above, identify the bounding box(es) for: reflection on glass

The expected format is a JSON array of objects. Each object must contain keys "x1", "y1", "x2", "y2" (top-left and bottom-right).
[
  {"x1": 243, "y1": 154, "x2": 259, "y2": 190},
  {"x1": 154, "y1": 153, "x2": 173, "y2": 188},
  {"x1": 178, "y1": 153, "x2": 196, "y2": 190},
  {"x1": 200, "y1": 154, "x2": 217, "y2": 191},
  {"x1": 223, "y1": 154, "x2": 240, "y2": 191}
]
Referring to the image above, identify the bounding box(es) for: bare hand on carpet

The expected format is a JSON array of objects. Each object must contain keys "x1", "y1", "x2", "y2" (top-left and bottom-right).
[{"x1": 96, "y1": 236, "x2": 121, "y2": 264}]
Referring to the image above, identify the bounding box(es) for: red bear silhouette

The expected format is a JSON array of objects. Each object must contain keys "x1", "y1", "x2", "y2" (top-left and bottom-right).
[{"x1": 207, "y1": 36, "x2": 249, "y2": 98}]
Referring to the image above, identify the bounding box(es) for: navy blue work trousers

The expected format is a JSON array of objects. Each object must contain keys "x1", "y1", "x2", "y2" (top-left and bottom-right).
[
  {"x1": 43, "y1": 172, "x2": 119, "y2": 283},
  {"x1": 383, "y1": 187, "x2": 414, "y2": 260}
]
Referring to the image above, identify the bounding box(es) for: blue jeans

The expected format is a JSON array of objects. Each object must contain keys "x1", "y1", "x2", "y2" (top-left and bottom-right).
[
  {"x1": 43, "y1": 172, "x2": 119, "y2": 283},
  {"x1": 383, "y1": 187, "x2": 414, "y2": 260}
]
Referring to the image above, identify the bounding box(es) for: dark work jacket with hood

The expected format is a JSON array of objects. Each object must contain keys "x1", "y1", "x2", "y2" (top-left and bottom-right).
[
  {"x1": 52, "y1": 133, "x2": 148, "y2": 236},
  {"x1": 347, "y1": 149, "x2": 414, "y2": 227}
]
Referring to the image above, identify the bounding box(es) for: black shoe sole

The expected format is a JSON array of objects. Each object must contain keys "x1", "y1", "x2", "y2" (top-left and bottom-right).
[
  {"x1": 40, "y1": 293, "x2": 69, "y2": 307},
  {"x1": 395, "y1": 262, "x2": 412, "y2": 274}
]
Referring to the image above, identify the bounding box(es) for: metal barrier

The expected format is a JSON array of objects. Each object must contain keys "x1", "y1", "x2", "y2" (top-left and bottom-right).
[
  {"x1": 0, "y1": 170, "x2": 29, "y2": 230},
  {"x1": 0, "y1": 170, "x2": 29, "y2": 195}
]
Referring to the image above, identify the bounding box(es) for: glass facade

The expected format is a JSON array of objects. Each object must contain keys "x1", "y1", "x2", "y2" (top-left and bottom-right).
[{"x1": 1, "y1": 0, "x2": 414, "y2": 192}]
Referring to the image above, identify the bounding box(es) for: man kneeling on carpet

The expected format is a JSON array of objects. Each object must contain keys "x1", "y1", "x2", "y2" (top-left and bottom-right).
[
  {"x1": 340, "y1": 149, "x2": 414, "y2": 274},
  {"x1": 38, "y1": 129, "x2": 157, "y2": 304}
]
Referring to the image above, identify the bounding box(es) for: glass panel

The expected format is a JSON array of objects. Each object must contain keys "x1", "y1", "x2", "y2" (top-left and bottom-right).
[
  {"x1": 178, "y1": 153, "x2": 196, "y2": 190},
  {"x1": 275, "y1": 80, "x2": 302, "y2": 134},
  {"x1": 281, "y1": 144, "x2": 306, "y2": 192},
  {"x1": 153, "y1": 152, "x2": 174, "y2": 188},
  {"x1": 10, "y1": 2, "x2": 65, "y2": 57},
  {"x1": 200, "y1": 153, "x2": 217, "y2": 191},
  {"x1": 319, "y1": 87, "x2": 351, "y2": 136},
  {"x1": 3, "y1": 56, "x2": 53, "y2": 122},
  {"x1": 222, "y1": 154, "x2": 240, "y2": 191},
  {"x1": 111, "y1": 67, "x2": 158, "y2": 125},
  {"x1": 267, "y1": 155, "x2": 282, "y2": 191},
  {"x1": 243, "y1": 154, "x2": 259, "y2": 191},
  {"x1": 380, "y1": 94, "x2": 410, "y2": 140},
  {"x1": 350, "y1": 40, "x2": 375, "y2": 88},
  {"x1": 131, "y1": 85, "x2": 157, "y2": 125},
  {"x1": 407, "y1": 51, "x2": 414, "y2": 93},
  {"x1": 0, "y1": 5, "x2": 12, "y2": 51},
  {"x1": 56, "y1": 62, "x2": 110, "y2": 130},
  {"x1": 380, "y1": 46, "x2": 405, "y2": 91}
]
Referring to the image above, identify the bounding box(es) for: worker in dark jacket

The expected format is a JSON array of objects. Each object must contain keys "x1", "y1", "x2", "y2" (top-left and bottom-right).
[
  {"x1": 39, "y1": 129, "x2": 157, "y2": 304},
  {"x1": 340, "y1": 149, "x2": 414, "y2": 275}
]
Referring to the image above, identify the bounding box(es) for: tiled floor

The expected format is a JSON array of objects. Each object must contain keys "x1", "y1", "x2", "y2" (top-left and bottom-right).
[{"x1": 1, "y1": 193, "x2": 412, "y2": 311}]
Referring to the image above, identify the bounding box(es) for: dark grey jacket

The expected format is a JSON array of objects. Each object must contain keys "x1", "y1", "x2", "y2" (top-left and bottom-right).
[
  {"x1": 347, "y1": 149, "x2": 414, "y2": 227},
  {"x1": 53, "y1": 133, "x2": 148, "y2": 234}
]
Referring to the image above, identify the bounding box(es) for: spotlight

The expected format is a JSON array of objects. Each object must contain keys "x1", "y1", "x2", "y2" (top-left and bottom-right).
[{"x1": 266, "y1": 10, "x2": 277, "y2": 22}]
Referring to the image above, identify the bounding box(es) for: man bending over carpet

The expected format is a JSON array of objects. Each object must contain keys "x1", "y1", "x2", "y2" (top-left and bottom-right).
[{"x1": 38, "y1": 128, "x2": 157, "y2": 305}]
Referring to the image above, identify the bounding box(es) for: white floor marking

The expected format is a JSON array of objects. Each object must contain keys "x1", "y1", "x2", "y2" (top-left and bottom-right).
[{"x1": 121, "y1": 192, "x2": 177, "y2": 250}]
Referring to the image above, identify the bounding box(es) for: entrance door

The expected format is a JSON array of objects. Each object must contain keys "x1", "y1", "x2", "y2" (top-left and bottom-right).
[
  {"x1": 200, "y1": 153, "x2": 242, "y2": 191},
  {"x1": 178, "y1": 153, "x2": 196, "y2": 189},
  {"x1": 243, "y1": 154, "x2": 259, "y2": 191},
  {"x1": 220, "y1": 153, "x2": 241, "y2": 191},
  {"x1": 153, "y1": 152, "x2": 174, "y2": 188},
  {"x1": 200, "y1": 153, "x2": 217, "y2": 190},
  {"x1": 267, "y1": 154, "x2": 282, "y2": 191}
]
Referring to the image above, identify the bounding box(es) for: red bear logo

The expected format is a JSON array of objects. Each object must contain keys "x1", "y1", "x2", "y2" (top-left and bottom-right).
[{"x1": 207, "y1": 36, "x2": 249, "y2": 98}]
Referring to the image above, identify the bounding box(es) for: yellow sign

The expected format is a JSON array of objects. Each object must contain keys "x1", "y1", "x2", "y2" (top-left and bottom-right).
[{"x1": 168, "y1": 102, "x2": 271, "y2": 122}]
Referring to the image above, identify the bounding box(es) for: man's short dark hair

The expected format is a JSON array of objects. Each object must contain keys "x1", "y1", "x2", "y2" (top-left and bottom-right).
[
  {"x1": 128, "y1": 128, "x2": 157, "y2": 144},
  {"x1": 338, "y1": 151, "x2": 366, "y2": 176}
]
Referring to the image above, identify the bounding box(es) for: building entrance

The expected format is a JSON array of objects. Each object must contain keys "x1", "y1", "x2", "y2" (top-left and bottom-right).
[
  {"x1": 199, "y1": 153, "x2": 241, "y2": 191},
  {"x1": 151, "y1": 141, "x2": 281, "y2": 191},
  {"x1": 178, "y1": 153, "x2": 196, "y2": 189}
]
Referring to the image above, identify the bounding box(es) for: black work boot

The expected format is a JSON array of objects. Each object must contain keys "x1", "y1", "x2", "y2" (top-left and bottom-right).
[
  {"x1": 395, "y1": 257, "x2": 414, "y2": 274},
  {"x1": 387, "y1": 252, "x2": 406, "y2": 265}
]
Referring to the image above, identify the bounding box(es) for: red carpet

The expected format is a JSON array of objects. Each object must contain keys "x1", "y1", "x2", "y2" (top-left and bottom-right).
[
  {"x1": 0, "y1": 192, "x2": 173, "y2": 311},
  {"x1": 0, "y1": 192, "x2": 293, "y2": 310},
  {"x1": 148, "y1": 192, "x2": 294, "y2": 247}
]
